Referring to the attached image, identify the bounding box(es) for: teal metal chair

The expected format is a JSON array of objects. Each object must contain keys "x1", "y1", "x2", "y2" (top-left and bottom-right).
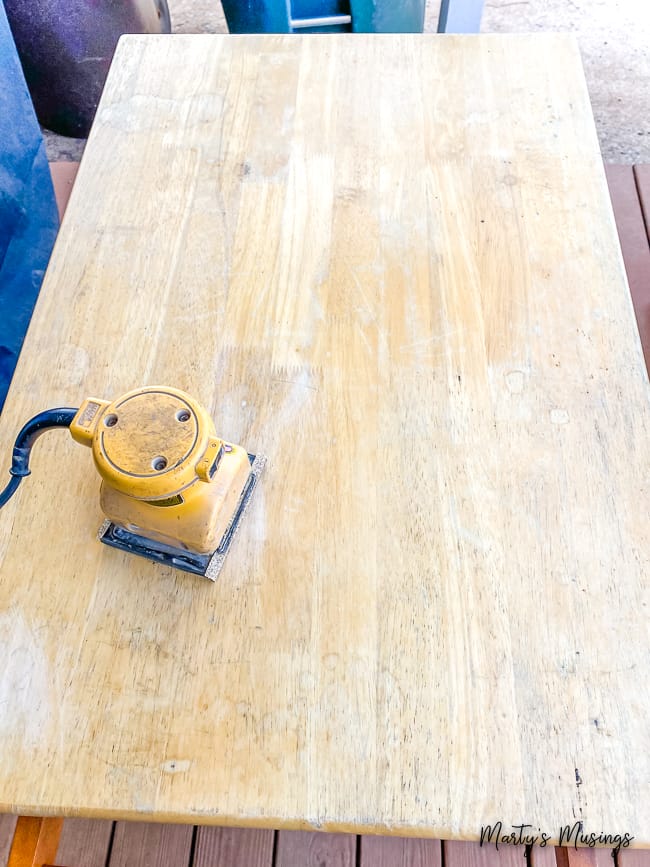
[{"x1": 221, "y1": 0, "x2": 483, "y2": 34}]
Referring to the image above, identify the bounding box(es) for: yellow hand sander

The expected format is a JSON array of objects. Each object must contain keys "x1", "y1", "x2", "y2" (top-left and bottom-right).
[{"x1": 0, "y1": 386, "x2": 265, "y2": 580}]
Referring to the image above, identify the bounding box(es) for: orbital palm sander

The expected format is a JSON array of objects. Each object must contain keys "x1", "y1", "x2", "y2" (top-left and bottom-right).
[{"x1": 0, "y1": 386, "x2": 265, "y2": 579}]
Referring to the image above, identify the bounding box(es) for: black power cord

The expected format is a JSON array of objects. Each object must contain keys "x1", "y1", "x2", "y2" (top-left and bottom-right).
[{"x1": 0, "y1": 407, "x2": 79, "y2": 508}]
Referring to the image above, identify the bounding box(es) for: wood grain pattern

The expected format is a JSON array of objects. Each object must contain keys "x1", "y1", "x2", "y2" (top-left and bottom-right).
[
  {"x1": 0, "y1": 34, "x2": 648, "y2": 842},
  {"x1": 193, "y1": 826, "x2": 274, "y2": 867},
  {"x1": 360, "y1": 835, "x2": 441, "y2": 866},
  {"x1": 55, "y1": 818, "x2": 114, "y2": 867},
  {"x1": 275, "y1": 831, "x2": 355, "y2": 867},
  {"x1": 108, "y1": 822, "x2": 193, "y2": 867}
]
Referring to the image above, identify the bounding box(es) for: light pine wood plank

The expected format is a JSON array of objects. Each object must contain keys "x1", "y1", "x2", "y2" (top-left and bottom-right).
[
  {"x1": 0, "y1": 34, "x2": 648, "y2": 843},
  {"x1": 275, "y1": 831, "x2": 355, "y2": 867},
  {"x1": 193, "y1": 826, "x2": 273, "y2": 867},
  {"x1": 56, "y1": 818, "x2": 114, "y2": 867},
  {"x1": 360, "y1": 836, "x2": 441, "y2": 866},
  {"x1": 108, "y1": 822, "x2": 193, "y2": 867}
]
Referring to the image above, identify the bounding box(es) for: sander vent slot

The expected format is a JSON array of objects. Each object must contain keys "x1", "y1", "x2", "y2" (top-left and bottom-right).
[{"x1": 150, "y1": 494, "x2": 184, "y2": 508}]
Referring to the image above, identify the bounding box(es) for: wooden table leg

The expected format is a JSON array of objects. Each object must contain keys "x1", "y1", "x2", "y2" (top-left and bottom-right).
[{"x1": 7, "y1": 817, "x2": 63, "y2": 867}]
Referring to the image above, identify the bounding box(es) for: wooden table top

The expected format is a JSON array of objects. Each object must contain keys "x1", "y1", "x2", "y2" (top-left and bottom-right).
[{"x1": 0, "y1": 33, "x2": 648, "y2": 844}]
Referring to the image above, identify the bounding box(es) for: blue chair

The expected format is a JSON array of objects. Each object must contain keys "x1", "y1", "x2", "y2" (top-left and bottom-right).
[{"x1": 221, "y1": 0, "x2": 483, "y2": 34}]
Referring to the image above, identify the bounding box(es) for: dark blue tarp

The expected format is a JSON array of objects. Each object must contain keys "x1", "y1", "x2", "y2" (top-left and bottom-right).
[{"x1": 0, "y1": 0, "x2": 59, "y2": 412}]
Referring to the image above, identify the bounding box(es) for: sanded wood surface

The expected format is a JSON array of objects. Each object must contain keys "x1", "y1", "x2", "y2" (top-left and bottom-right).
[{"x1": 0, "y1": 34, "x2": 648, "y2": 842}]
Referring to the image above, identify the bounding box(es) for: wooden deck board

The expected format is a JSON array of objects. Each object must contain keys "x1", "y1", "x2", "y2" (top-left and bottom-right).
[
  {"x1": 360, "y1": 835, "x2": 441, "y2": 866},
  {"x1": 619, "y1": 853, "x2": 650, "y2": 867},
  {"x1": 444, "y1": 842, "x2": 526, "y2": 867},
  {"x1": 529, "y1": 846, "x2": 558, "y2": 867},
  {"x1": 5, "y1": 816, "x2": 62, "y2": 867},
  {"x1": 633, "y1": 165, "x2": 650, "y2": 245},
  {"x1": 556, "y1": 848, "x2": 615, "y2": 867},
  {"x1": 49, "y1": 161, "x2": 80, "y2": 221},
  {"x1": 55, "y1": 818, "x2": 114, "y2": 867},
  {"x1": 108, "y1": 822, "x2": 194, "y2": 867},
  {"x1": 604, "y1": 164, "x2": 650, "y2": 370},
  {"x1": 193, "y1": 826, "x2": 274, "y2": 867},
  {"x1": 274, "y1": 831, "x2": 356, "y2": 867},
  {"x1": 0, "y1": 820, "x2": 648, "y2": 866},
  {"x1": 0, "y1": 816, "x2": 17, "y2": 867}
]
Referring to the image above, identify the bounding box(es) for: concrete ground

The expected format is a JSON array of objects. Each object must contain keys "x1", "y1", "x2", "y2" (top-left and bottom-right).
[
  {"x1": 479, "y1": 0, "x2": 650, "y2": 163},
  {"x1": 44, "y1": 0, "x2": 650, "y2": 163}
]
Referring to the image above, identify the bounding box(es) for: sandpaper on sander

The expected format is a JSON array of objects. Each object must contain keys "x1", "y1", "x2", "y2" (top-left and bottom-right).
[{"x1": 0, "y1": 386, "x2": 265, "y2": 579}]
